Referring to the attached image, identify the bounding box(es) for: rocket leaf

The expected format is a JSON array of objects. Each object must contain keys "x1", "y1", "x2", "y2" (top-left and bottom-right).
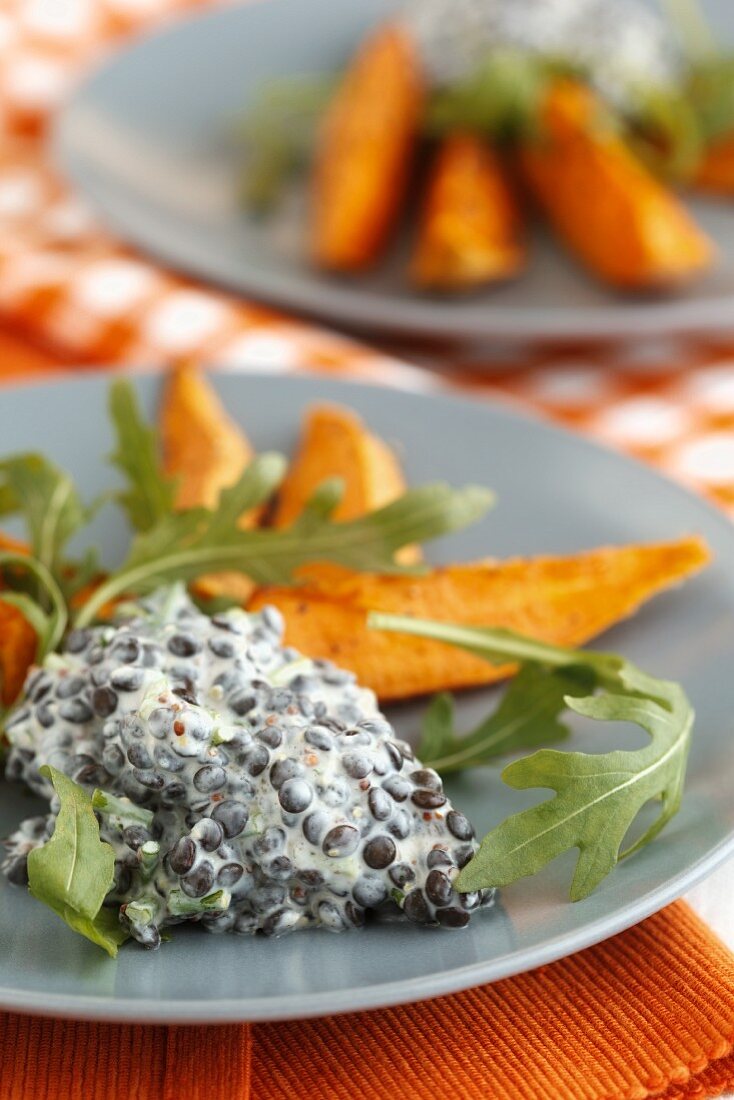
[
  {"x1": 27, "y1": 766, "x2": 128, "y2": 956},
  {"x1": 417, "y1": 662, "x2": 595, "y2": 774},
  {"x1": 0, "y1": 455, "x2": 94, "y2": 584},
  {"x1": 370, "y1": 614, "x2": 693, "y2": 901},
  {"x1": 75, "y1": 472, "x2": 492, "y2": 626},
  {"x1": 108, "y1": 378, "x2": 177, "y2": 533}
]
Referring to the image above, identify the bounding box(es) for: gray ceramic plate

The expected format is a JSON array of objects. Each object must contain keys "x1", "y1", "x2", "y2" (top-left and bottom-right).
[
  {"x1": 53, "y1": 0, "x2": 734, "y2": 343},
  {"x1": 1, "y1": 370, "x2": 734, "y2": 1023}
]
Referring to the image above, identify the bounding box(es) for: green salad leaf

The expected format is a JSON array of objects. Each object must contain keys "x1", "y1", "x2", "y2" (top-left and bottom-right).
[
  {"x1": 0, "y1": 552, "x2": 67, "y2": 662},
  {"x1": 418, "y1": 663, "x2": 595, "y2": 774},
  {"x1": 92, "y1": 789, "x2": 154, "y2": 828},
  {"x1": 0, "y1": 379, "x2": 492, "y2": 634},
  {"x1": 234, "y1": 75, "x2": 333, "y2": 213},
  {"x1": 0, "y1": 482, "x2": 18, "y2": 519},
  {"x1": 75, "y1": 437, "x2": 492, "y2": 627},
  {"x1": 370, "y1": 613, "x2": 693, "y2": 900},
  {"x1": 0, "y1": 455, "x2": 94, "y2": 584},
  {"x1": 662, "y1": 0, "x2": 734, "y2": 149},
  {"x1": 61, "y1": 545, "x2": 103, "y2": 602},
  {"x1": 108, "y1": 378, "x2": 177, "y2": 533},
  {"x1": 73, "y1": 452, "x2": 282, "y2": 626},
  {"x1": 686, "y1": 55, "x2": 734, "y2": 144},
  {"x1": 425, "y1": 50, "x2": 560, "y2": 142},
  {"x1": 626, "y1": 83, "x2": 704, "y2": 181},
  {"x1": 27, "y1": 766, "x2": 128, "y2": 956}
]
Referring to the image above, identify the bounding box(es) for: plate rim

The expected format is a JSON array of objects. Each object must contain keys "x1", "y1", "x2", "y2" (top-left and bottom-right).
[
  {"x1": 1, "y1": 830, "x2": 733, "y2": 1024},
  {"x1": 51, "y1": 0, "x2": 734, "y2": 346}
]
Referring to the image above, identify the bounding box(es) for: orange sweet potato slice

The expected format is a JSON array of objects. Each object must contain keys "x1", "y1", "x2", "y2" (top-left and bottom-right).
[
  {"x1": 273, "y1": 403, "x2": 419, "y2": 570},
  {"x1": 274, "y1": 404, "x2": 412, "y2": 523},
  {"x1": 520, "y1": 80, "x2": 714, "y2": 288},
  {"x1": 249, "y1": 537, "x2": 709, "y2": 700},
  {"x1": 311, "y1": 24, "x2": 425, "y2": 271},
  {"x1": 0, "y1": 601, "x2": 37, "y2": 707},
  {"x1": 161, "y1": 363, "x2": 257, "y2": 514},
  {"x1": 0, "y1": 532, "x2": 29, "y2": 556},
  {"x1": 0, "y1": 535, "x2": 36, "y2": 708},
  {"x1": 160, "y1": 364, "x2": 260, "y2": 604},
  {"x1": 411, "y1": 132, "x2": 525, "y2": 290},
  {"x1": 695, "y1": 135, "x2": 734, "y2": 195}
]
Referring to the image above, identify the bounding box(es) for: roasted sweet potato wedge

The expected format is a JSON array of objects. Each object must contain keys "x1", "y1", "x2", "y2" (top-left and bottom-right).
[
  {"x1": 695, "y1": 135, "x2": 734, "y2": 195},
  {"x1": 520, "y1": 80, "x2": 714, "y2": 288},
  {"x1": 161, "y1": 363, "x2": 257, "y2": 514},
  {"x1": 161, "y1": 364, "x2": 260, "y2": 605},
  {"x1": 0, "y1": 532, "x2": 29, "y2": 556},
  {"x1": 311, "y1": 24, "x2": 425, "y2": 271},
  {"x1": 0, "y1": 536, "x2": 36, "y2": 708},
  {"x1": 274, "y1": 403, "x2": 412, "y2": 522},
  {"x1": 273, "y1": 403, "x2": 419, "y2": 571},
  {"x1": 411, "y1": 132, "x2": 525, "y2": 290},
  {"x1": 249, "y1": 537, "x2": 709, "y2": 700},
  {"x1": 0, "y1": 601, "x2": 37, "y2": 708},
  {"x1": 0, "y1": 597, "x2": 38, "y2": 707}
]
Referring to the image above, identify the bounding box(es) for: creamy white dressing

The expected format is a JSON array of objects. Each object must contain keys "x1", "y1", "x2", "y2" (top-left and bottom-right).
[
  {"x1": 402, "y1": 0, "x2": 680, "y2": 106},
  {"x1": 3, "y1": 587, "x2": 492, "y2": 945}
]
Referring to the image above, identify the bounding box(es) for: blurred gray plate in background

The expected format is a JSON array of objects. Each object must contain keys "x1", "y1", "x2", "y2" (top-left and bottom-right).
[{"x1": 54, "y1": 0, "x2": 734, "y2": 344}]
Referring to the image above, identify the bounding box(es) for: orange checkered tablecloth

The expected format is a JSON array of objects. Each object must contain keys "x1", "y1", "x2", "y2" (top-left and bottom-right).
[
  {"x1": 3, "y1": 5, "x2": 734, "y2": 1100},
  {"x1": 0, "y1": 0, "x2": 733, "y2": 520}
]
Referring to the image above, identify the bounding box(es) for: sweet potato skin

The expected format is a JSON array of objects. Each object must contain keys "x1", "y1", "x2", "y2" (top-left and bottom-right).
[
  {"x1": 274, "y1": 404, "x2": 411, "y2": 524},
  {"x1": 695, "y1": 135, "x2": 734, "y2": 195},
  {"x1": 0, "y1": 535, "x2": 36, "y2": 707},
  {"x1": 0, "y1": 602, "x2": 37, "y2": 707},
  {"x1": 311, "y1": 24, "x2": 424, "y2": 271},
  {"x1": 161, "y1": 363, "x2": 256, "y2": 513},
  {"x1": 0, "y1": 532, "x2": 29, "y2": 557},
  {"x1": 249, "y1": 537, "x2": 709, "y2": 700},
  {"x1": 161, "y1": 364, "x2": 259, "y2": 604},
  {"x1": 411, "y1": 132, "x2": 525, "y2": 290},
  {"x1": 273, "y1": 403, "x2": 419, "y2": 570},
  {"x1": 520, "y1": 81, "x2": 714, "y2": 288}
]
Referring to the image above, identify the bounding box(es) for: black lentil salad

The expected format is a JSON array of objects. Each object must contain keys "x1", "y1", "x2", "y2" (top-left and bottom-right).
[{"x1": 2, "y1": 587, "x2": 493, "y2": 946}]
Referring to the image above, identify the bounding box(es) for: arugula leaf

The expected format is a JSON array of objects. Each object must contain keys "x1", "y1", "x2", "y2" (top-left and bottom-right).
[
  {"x1": 0, "y1": 552, "x2": 67, "y2": 661},
  {"x1": 91, "y1": 789, "x2": 154, "y2": 828},
  {"x1": 687, "y1": 55, "x2": 734, "y2": 144},
  {"x1": 234, "y1": 75, "x2": 333, "y2": 213},
  {"x1": 369, "y1": 616, "x2": 614, "y2": 672},
  {"x1": 369, "y1": 613, "x2": 693, "y2": 900},
  {"x1": 416, "y1": 693, "x2": 455, "y2": 765},
  {"x1": 61, "y1": 545, "x2": 102, "y2": 601},
  {"x1": 662, "y1": 1, "x2": 734, "y2": 147},
  {"x1": 626, "y1": 84, "x2": 704, "y2": 181},
  {"x1": 74, "y1": 477, "x2": 493, "y2": 627},
  {"x1": 425, "y1": 50, "x2": 577, "y2": 142},
  {"x1": 108, "y1": 379, "x2": 177, "y2": 533},
  {"x1": 27, "y1": 766, "x2": 128, "y2": 956},
  {"x1": 0, "y1": 482, "x2": 18, "y2": 518},
  {"x1": 0, "y1": 455, "x2": 96, "y2": 586},
  {"x1": 74, "y1": 454, "x2": 285, "y2": 625},
  {"x1": 417, "y1": 663, "x2": 595, "y2": 774},
  {"x1": 462, "y1": 673, "x2": 692, "y2": 901}
]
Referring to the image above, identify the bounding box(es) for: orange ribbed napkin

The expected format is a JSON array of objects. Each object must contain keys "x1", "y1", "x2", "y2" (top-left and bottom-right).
[{"x1": 1, "y1": 901, "x2": 733, "y2": 1100}]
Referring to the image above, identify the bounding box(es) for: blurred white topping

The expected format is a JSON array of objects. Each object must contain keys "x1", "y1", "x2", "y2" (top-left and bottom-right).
[{"x1": 401, "y1": 0, "x2": 680, "y2": 104}]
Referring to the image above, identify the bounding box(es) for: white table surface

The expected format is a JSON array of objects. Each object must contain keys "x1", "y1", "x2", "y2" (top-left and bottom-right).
[
  {"x1": 687, "y1": 862, "x2": 734, "y2": 949},
  {"x1": 681, "y1": 866, "x2": 733, "y2": 1097}
]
